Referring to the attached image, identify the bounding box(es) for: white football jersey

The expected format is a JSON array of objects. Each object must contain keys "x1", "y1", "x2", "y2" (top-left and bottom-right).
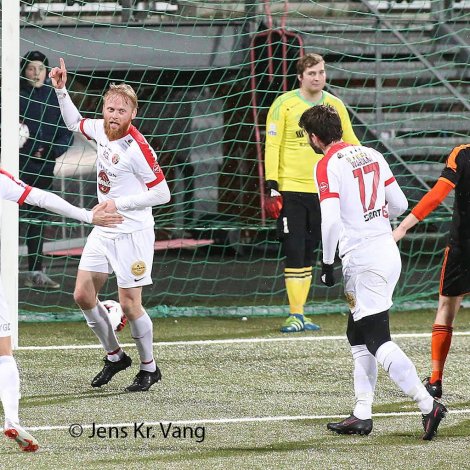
[
  {"x1": 315, "y1": 142, "x2": 407, "y2": 260},
  {"x1": 0, "y1": 169, "x2": 31, "y2": 204},
  {"x1": 79, "y1": 119, "x2": 165, "y2": 235}
]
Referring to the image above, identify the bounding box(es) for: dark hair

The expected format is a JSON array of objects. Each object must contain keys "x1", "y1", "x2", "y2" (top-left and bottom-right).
[
  {"x1": 299, "y1": 105, "x2": 343, "y2": 145},
  {"x1": 20, "y1": 50, "x2": 49, "y2": 78},
  {"x1": 296, "y1": 53, "x2": 324, "y2": 76}
]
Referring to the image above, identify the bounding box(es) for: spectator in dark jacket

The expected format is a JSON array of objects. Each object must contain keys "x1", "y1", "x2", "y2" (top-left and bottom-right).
[{"x1": 20, "y1": 50, "x2": 73, "y2": 288}]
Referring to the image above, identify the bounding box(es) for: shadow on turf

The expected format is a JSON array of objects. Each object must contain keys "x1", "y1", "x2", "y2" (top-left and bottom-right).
[{"x1": 21, "y1": 389, "x2": 128, "y2": 407}]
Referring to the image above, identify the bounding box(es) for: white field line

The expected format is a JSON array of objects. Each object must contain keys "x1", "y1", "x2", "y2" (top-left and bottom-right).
[
  {"x1": 11, "y1": 332, "x2": 470, "y2": 434},
  {"x1": 17, "y1": 330, "x2": 470, "y2": 351},
  {"x1": 11, "y1": 409, "x2": 470, "y2": 432}
]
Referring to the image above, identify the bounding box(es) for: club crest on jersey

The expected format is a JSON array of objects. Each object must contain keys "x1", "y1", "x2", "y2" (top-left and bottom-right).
[
  {"x1": 98, "y1": 170, "x2": 111, "y2": 194},
  {"x1": 131, "y1": 261, "x2": 146, "y2": 276},
  {"x1": 112, "y1": 154, "x2": 120, "y2": 164},
  {"x1": 319, "y1": 181, "x2": 329, "y2": 193},
  {"x1": 345, "y1": 292, "x2": 356, "y2": 309}
]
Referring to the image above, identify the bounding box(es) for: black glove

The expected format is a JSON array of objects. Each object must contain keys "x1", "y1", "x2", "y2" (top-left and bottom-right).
[
  {"x1": 321, "y1": 262, "x2": 335, "y2": 287},
  {"x1": 264, "y1": 180, "x2": 283, "y2": 219}
]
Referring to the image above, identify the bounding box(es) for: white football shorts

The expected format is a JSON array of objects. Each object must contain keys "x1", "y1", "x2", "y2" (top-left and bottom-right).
[
  {"x1": 0, "y1": 277, "x2": 12, "y2": 338},
  {"x1": 342, "y1": 235, "x2": 401, "y2": 321},
  {"x1": 79, "y1": 227, "x2": 155, "y2": 288}
]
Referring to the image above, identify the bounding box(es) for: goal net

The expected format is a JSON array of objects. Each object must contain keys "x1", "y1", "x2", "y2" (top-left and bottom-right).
[{"x1": 11, "y1": 0, "x2": 470, "y2": 320}]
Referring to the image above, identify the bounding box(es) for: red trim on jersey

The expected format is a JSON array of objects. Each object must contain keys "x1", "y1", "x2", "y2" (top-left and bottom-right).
[
  {"x1": 0, "y1": 168, "x2": 15, "y2": 179},
  {"x1": 324, "y1": 141, "x2": 353, "y2": 159},
  {"x1": 411, "y1": 178, "x2": 453, "y2": 221},
  {"x1": 384, "y1": 176, "x2": 396, "y2": 186},
  {"x1": 129, "y1": 125, "x2": 165, "y2": 187},
  {"x1": 147, "y1": 179, "x2": 163, "y2": 189},
  {"x1": 0, "y1": 168, "x2": 32, "y2": 204},
  {"x1": 321, "y1": 192, "x2": 339, "y2": 200},
  {"x1": 79, "y1": 119, "x2": 92, "y2": 140},
  {"x1": 316, "y1": 152, "x2": 338, "y2": 202},
  {"x1": 18, "y1": 186, "x2": 33, "y2": 205}
]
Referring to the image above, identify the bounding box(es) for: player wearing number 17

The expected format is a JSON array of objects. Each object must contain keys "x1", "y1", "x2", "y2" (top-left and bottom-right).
[
  {"x1": 49, "y1": 58, "x2": 171, "y2": 392},
  {"x1": 300, "y1": 104, "x2": 447, "y2": 440}
]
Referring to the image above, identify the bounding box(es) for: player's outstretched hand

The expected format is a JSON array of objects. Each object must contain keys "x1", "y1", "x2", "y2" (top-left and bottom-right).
[
  {"x1": 91, "y1": 203, "x2": 124, "y2": 227},
  {"x1": 49, "y1": 58, "x2": 68, "y2": 89},
  {"x1": 93, "y1": 200, "x2": 118, "y2": 213},
  {"x1": 321, "y1": 262, "x2": 335, "y2": 287}
]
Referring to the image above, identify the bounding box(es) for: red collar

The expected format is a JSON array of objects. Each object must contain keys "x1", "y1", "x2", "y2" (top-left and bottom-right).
[{"x1": 325, "y1": 142, "x2": 353, "y2": 159}]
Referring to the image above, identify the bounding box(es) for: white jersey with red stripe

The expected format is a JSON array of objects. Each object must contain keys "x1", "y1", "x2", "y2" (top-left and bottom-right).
[
  {"x1": 315, "y1": 142, "x2": 408, "y2": 262},
  {"x1": 79, "y1": 119, "x2": 164, "y2": 235},
  {"x1": 0, "y1": 169, "x2": 32, "y2": 205}
]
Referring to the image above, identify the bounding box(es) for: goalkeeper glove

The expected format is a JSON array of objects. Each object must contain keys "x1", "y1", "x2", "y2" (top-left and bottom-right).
[
  {"x1": 264, "y1": 180, "x2": 283, "y2": 219},
  {"x1": 321, "y1": 262, "x2": 335, "y2": 287}
]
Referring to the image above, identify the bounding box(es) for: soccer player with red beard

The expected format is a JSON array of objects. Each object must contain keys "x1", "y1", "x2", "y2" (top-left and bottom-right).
[{"x1": 50, "y1": 59, "x2": 171, "y2": 392}]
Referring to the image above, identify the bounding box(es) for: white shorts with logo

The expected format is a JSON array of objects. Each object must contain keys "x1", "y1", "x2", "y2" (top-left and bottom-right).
[
  {"x1": 79, "y1": 227, "x2": 155, "y2": 288},
  {"x1": 342, "y1": 235, "x2": 401, "y2": 322},
  {"x1": 0, "y1": 277, "x2": 12, "y2": 337}
]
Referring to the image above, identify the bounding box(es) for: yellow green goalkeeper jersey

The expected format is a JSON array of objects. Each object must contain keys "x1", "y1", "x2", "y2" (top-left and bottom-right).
[{"x1": 264, "y1": 89, "x2": 360, "y2": 193}]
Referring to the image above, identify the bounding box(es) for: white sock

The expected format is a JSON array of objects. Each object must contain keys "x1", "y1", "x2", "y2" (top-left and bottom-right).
[
  {"x1": 351, "y1": 344, "x2": 377, "y2": 420},
  {"x1": 129, "y1": 312, "x2": 156, "y2": 372},
  {"x1": 0, "y1": 355, "x2": 20, "y2": 428},
  {"x1": 82, "y1": 303, "x2": 121, "y2": 359},
  {"x1": 376, "y1": 341, "x2": 433, "y2": 414}
]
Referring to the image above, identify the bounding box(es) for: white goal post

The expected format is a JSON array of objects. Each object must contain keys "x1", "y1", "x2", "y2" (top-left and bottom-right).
[{"x1": 1, "y1": 0, "x2": 21, "y2": 347}]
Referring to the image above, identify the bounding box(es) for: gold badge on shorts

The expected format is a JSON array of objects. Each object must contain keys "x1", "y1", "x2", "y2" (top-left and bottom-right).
[
  {"x1": 345, "y1": 292, "x2": 356, "y2": 309},
  {"x1": 131, "y1": 261, "x2": 146, "y2": 277}
]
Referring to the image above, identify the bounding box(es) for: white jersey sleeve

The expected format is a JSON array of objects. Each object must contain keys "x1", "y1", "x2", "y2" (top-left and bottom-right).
[
  {"x1": 314, "y1": 156, "x2": 342, "y2": 264},
  {"x1": 115, "y1": 178, "x2": 170, "y2": 211},
  {"x1": 319, "y1": 197, "x2": 341, "y2": 264},
  {"x1": 385, "y1": 180, "x2": 408, "y2": 219},
  {"x1": 55, "y1": 87, "x2": 83, "y2": 133},
  {"x1": 0, "y1": 169, "x2": 32, "y2": 204},
  {"x1": 0, "y1": 169, "x2": 92, "y2": 223},
  {"x1": 25, "y1": 187, "x2": 93, "y2": 224}
]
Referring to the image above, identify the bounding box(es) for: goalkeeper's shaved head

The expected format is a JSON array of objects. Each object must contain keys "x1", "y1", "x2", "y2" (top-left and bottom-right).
[{"x1": 299, "y1": 104, "x2": 343, "y2": 145}]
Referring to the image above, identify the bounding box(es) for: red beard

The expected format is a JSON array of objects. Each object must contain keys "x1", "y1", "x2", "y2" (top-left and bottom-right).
[{"x1": 104, "y1": 119, "x2": 130, "y2": 141}]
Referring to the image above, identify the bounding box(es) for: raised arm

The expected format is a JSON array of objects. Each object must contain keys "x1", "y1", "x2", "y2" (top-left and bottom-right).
[{"x1": 49, "y1": 58, "x2": 83, "y2": 132}]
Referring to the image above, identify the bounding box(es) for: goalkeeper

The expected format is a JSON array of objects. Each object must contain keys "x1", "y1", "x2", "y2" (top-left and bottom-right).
[
  {"x1": 264, "y1": 53, "x2": 359, "y2": 333},
  {"x1": 393, "y1": 144, "x2": 470, "y2": 399},
  {"x1": 0, "y1": 169, "x2": 123, "y2": 452}
]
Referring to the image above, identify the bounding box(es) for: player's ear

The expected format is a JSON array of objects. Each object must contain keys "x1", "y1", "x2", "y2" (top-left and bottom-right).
[{"x1": 131, "y1": 107, "x2": 137, "y2": 120}]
